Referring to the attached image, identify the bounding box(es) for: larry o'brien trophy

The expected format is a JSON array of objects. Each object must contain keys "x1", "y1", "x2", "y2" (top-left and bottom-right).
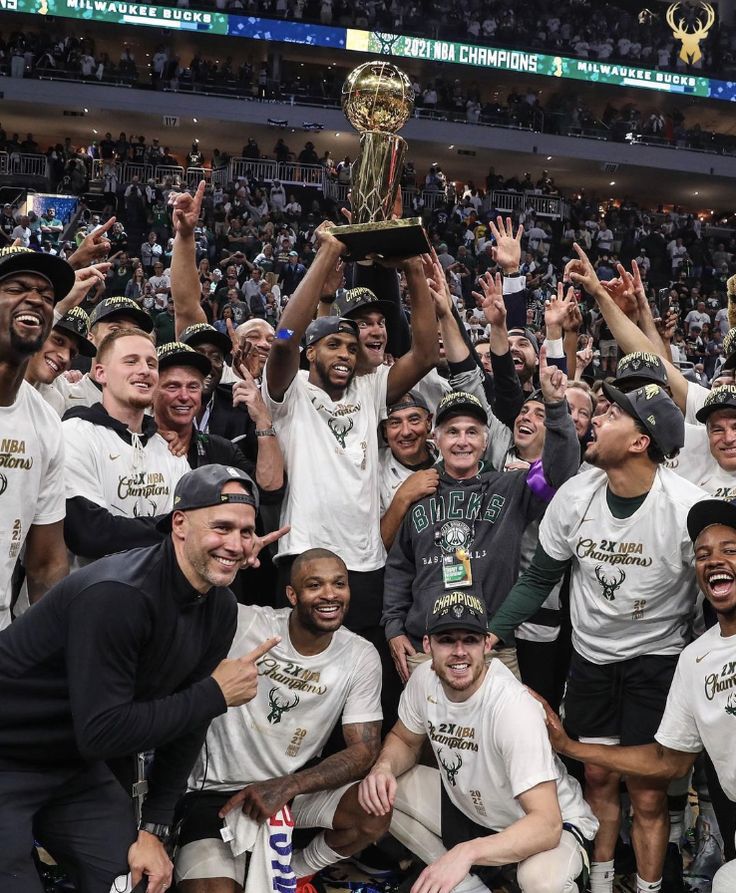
[{"x1": 328, "y1": 60, "x2": 430, "y2": 261}]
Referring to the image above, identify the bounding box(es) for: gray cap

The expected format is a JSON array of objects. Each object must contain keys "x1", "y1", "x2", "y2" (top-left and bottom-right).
[
  {"x1": 157, "y1": 464, "x2": 258, "y2": 532},
  {"x1": 305, "y1": 316, "x2": 359, "y2": 347},
  {"x1": 507, "y1": 327, "x2": 540, "y2": 355},
  {"x1": 602, "y1": 382, "x2": 684, "y2": 459}
]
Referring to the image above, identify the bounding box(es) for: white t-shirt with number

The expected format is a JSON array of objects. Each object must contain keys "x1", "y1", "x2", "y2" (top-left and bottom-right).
[
  {"x1": 0, "y1": 383, "x2": 66, "y2": 629},
  {"x1": 188, "y1": 605, "x2": 382, "y2": 792},
  {"x1": 539, "y1": 467, "x2": 705, "y2": 664},
  {"x1": 263, "y1": 366, "x2": 389, "y2": 570},
  {"x1": 656, "y1": 624, "x2": 736, "y2": 801},
  {"x1": 399, "y1": 660, "x2": 598, "y2": 838}
]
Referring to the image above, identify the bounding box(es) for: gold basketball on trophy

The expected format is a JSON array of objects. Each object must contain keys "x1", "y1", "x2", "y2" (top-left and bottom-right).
[
  {"x1": 341, "y1": 61, "x2": 414, "y2": 133},
  {"x1": 329, "y1": 60, "x2": 430, "y2": 261}
]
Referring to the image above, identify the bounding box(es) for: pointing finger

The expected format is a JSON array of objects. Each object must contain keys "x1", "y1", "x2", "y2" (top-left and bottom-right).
[{"x1": 243, "y1": 636, "x2": 281, "y2": 663}]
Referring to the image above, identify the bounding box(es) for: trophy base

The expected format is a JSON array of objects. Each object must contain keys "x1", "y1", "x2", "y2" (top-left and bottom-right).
[{"x1": 328, "y1": 218, "x2": 430, "y2": 262}]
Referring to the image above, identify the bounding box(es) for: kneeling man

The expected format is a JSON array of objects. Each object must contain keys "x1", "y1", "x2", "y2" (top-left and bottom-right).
[
  {"x1": 359, "y1": 592, "x2": 598, "y2": 893},
  {"x1": 175, "y1": 548, "x2": 388, "y2": 892}
]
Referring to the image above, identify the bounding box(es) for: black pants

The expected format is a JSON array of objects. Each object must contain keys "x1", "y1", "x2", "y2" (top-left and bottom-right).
[
  {"x1": 276, "y1": 559, "x2": 401, "y2": 735},
  {"x1": 0, "y1": 760, "x2": 135, "y2": 892}
]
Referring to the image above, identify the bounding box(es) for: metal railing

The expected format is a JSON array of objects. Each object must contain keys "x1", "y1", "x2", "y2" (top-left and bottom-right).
[
  {"x1": 490, "y1": 190, "x2": 566, "y2": 220},
  {"x1": 228, "y1": 157, "x2": 325, "y2": 186},
  {"x1": 0, "y1": 152, "x2": 47, "y2": 178}
]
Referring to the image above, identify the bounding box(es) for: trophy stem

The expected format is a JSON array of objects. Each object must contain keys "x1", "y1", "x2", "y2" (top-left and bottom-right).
[{"x1": 351, "y1": 132, "x2": 408, "y2": 225}]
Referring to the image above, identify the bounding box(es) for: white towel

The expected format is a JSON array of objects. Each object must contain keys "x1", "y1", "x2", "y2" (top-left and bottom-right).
[{"x1": 222, "y1": 805, "x2": 296, "y2": 893}]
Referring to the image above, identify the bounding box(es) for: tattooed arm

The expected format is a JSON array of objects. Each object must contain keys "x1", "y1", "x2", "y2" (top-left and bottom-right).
[{"x1": 218, "y1": 721, "x2": 382, "y2": 822}]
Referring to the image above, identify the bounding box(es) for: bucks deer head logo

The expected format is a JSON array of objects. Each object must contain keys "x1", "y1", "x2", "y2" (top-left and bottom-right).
[
  {"x1": 438, "y1": 748, "x2": 462, "y2": 787},
  {"x1": 725, "y1": 693, "x2": 736, "y2": 717},
  {"x1": 666, "y1": 1, "x2": 715, "y2": 65},
  {"x1": 595, "y1": 566, "x2": 626, "y2": 601},
  {"x1": 266, "y1": 687, "x2": 300, "y2": 724},
  {"x1": 328, "y1": 415, "x2": 354, "y2": 449}
]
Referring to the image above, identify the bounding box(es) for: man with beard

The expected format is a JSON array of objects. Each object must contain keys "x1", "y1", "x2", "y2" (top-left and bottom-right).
[
  {"x1": 62, "y1": 328, "x2": 190, "y2": 567},
  {"x1": 54, "y1": 295, "x2": 154, "y2": 411},
  {"x1": 0, "y1": 464, "x2": 280, "y2": 893},
  {"x1": 0, "y1": 245, "x2": 75, "y2": 628},
  {"x1": 359, "y1": 594, "x2": 598, "y2": 893},
  {"x1": 535, "y1": 497, "x2": 736, "y2": 893},
  {"x1": 24, "y1": 306, "x2": 97, "y2": 415},
  {"x1": 264, "y1": 222, "x2": 437, "y2": 636},
  {"x1": 488, "y1": 381, "x2": 705, "y2": 893},
  {"x1": 174, "y1": 549, "x2": 388, "y2": 891}
]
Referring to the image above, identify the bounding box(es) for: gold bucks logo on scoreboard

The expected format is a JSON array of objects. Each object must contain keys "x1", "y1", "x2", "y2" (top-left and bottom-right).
[{"x1": 666, "y1": 1, "x2": 716, "y2": 65}]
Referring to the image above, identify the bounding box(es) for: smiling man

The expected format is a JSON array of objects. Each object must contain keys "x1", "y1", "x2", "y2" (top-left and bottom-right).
[
  {"x1": 535, "y1": 497, "x2": 736, "y2": 893},
  {"x1": 0, "y1": 464, "x2": 279, "y2": 893},
  {"x1": 382, "y1": 368, "x2": 578, "y2": 685},
  {"x1": 61, "y1": 328, "x2": 190, "y2": 567},
  {"x1": 359, "y1": 593, "x2": 597, "y2": 893},
  {"x1": 0, "y1": 245, "x2": 76, "y2": 626},
  {"x1": 175, "y1": 548, "x2": 387, "y2": 892},
  {"x1": 24, "y1": 307, "x2": 97, "y2": 415},
  {"x1": 488, "y1": 383, "x2": 706, "y2": 893}
]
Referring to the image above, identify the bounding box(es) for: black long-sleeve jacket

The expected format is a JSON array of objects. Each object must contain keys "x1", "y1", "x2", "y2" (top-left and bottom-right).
[{"x1": 0, "y1": 538, "x2": 236, "y2": 823}]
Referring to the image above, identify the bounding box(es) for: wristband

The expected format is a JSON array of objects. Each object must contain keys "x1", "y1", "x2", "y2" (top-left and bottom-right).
[
  {"x1": 138, "y1": 821, "x2": 171, "y2": 841},
  {"x1": 255, "y1": 427, "x2": 277, "y2": 437}
]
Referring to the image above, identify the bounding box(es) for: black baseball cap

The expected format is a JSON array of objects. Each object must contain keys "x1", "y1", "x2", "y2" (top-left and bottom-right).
[
  {"x1": 687, "y1": 498, "x2": 736, "y2": 543},
  {"x1": 55, "y1": 307, "x2": 96, "y2": 357},
  {"x1": 89, "y1": 296, "x2": 154, "y2": 333},
  {"x1": 157, "y1": 464, "x2": 259, "y2": 532},
  {"x1": 0, "y1": 245, "x2": 76, "y2": 304},
  {"x1": 334, "y1": 286, "x2": 394, "y2": 320},
  {"x1": 615, "y1": 351, "x2": 669, "y2": 389},
  {"x1": 387, "y1": 391, "x2": 431, "y2": 417},
  {"x1": 304, "y1": 316, "x2": 359, "y2": 347},
  {"x1": 722, "y1": 327, "x2": 736, "y2": 363},
  {"x1": 602, "y1": 382, "x2": 685, "y2": 459},
  {"x1": 434, "y1": 391, "x2": 488, "y2": 427},
  {"x1": 179, "y1": 322, "x2": 232, "y2": 355},
  {"x1": 156, "y1": 341, "x2": 212, "y2": 376},
  {"x1": 507, "y1": 327, "x2": 540, "y2": 355},
  {"x1": 695, "y1": 384, "x2": 736, "y2": 424},
  {"x1": 426, "y1": 592, "x2": 488, "y2": 636}
]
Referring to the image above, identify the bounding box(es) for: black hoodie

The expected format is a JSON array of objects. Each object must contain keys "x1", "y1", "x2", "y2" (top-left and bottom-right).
[{"x1": 61, "y1": 403, "x2": 180, "y2": 559}]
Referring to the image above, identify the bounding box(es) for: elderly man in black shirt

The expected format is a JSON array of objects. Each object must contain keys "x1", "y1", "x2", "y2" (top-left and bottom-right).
[{"x1": 0, "y1": 465, "x2": 284, "y2": 893}]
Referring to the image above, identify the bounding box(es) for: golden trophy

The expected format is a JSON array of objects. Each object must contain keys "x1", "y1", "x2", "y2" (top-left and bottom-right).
[{"x1": 328, "y1": 60, "x2": 430, "y2": 261}]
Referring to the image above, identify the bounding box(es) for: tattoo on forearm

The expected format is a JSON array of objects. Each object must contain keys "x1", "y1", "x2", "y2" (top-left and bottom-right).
[{"x1": 291, "y1": 722, "x2": 381, "y2": 795}]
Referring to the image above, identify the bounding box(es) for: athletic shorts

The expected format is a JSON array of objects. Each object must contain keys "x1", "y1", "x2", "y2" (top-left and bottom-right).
[
  {"x1": 598, "y1": 339, "x2": 618, "y2": 358},
  {"x1": 563, "y1": 650, "x2": 679, "y2": 746},
  {"x1": 173, "y1": 785, "x2": 351, "y2": 884}
]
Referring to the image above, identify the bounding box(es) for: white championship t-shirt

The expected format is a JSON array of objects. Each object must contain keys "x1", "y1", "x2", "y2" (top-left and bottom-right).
[
  {"x1": 62, "y1": 417, "x2": 188, "y2": 564},
  {"x1": 539, "y1": 467, "x2": 705, "y2": 664},
  {"x1": 379, "y1": 447, "x2": 414, "y2": 516},
  {"x1": 263, "y1": 366, "x2": 390, "y2": 570},
  {"x1": 188, "y1": 605, "x2": 382, "y2": 791},
  {"x1": 399, "y1": 660, "x2": 598, "y2": 838},
  {"x1": 0, "y1": 382, "x2": 65, "y2": 628},
  {"x1": 655, "y1": 624, "x2": 736, "y2": 801}
]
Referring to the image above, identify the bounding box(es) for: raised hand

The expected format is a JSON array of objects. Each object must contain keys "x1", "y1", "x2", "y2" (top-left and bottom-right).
[
  {"x1": 538, "y1": 343, "x2": 567, "y2": 403},
  {"x1": 544, "y1": 282, "x2": 575, "y2": 331},
  {"x1": 425, "y1": 251, "x2": 453, "y2": 320},
  {"x1": 487, "y1": 215, "x2": 523, "y2": 273},
  {"x1": 472, "y1": 271, "x2": 506, "y2": 328},
  {"x1": 566, "y1": 242, "x2": 602, "y2": 297},
  {"x1": 245, "y1": 525, "x2": 290, "y2": 569},
  {"x1": 170, "y1": 180, "x2": 205, "y2": 239},
  {"x1": 232, "y1": 357, "x2": 271, "y2": 427},
  {"x1": 314, "y1": 219, "x2": 347, "y2": 255},
  {"x1": 56, "y1": 262, "x2": 111, "y2": 314},
  {"x1": 67, "y1": 216, "x2": 115, "y2": 269},
  {"x1": 576, "y1": 335, "x2": 594, "y2": 372}
]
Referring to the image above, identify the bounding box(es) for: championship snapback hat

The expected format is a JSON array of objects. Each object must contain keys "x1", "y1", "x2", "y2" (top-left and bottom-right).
[{"x1": 426, "y1": 592, "x2": 489, "y2": 636}]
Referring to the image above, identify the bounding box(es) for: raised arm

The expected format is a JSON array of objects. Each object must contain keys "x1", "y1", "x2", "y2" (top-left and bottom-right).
[
  {"x1": 567, "y1": 244, "x2": 690, "y2": 414},
  {"x1": 386, "y1": 254, "x2": 439, "y2": 406},
  {"x1": 265, "y1": 222, "x2": 346, "y2": 401},
  {"x1": 169, "y1": 181, "x2": 208, "y2": 336}
]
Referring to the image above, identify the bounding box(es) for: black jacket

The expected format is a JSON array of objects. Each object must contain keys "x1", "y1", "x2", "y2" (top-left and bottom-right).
[{"x1": 0, "y1": 539, "x2": 236, "y2": 823}]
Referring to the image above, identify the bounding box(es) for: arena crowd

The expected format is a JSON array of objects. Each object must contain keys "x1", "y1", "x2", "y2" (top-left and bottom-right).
[{"x1": 2, "y1": 147, "x2": 736, "y2": 893}]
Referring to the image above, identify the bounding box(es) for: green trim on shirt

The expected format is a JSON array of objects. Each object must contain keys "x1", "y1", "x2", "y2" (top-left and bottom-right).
[{"x1": 606, "y1": 487, "x2": 648, "y2": 519}]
